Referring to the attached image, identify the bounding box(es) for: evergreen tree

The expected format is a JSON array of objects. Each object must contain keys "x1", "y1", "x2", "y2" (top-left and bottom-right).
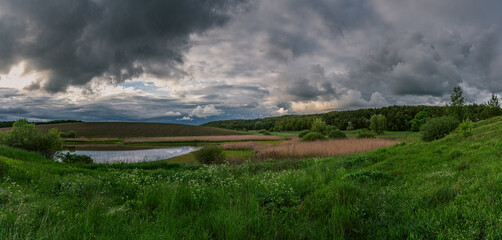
[
  {"x1": 484, "y1": 93, "x2": 502, "y2": 118},
  {"x1": 447, "y1": 86, "x2": 467, "y2": 121}
]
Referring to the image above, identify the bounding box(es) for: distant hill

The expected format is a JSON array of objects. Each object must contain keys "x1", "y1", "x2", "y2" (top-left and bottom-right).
[{"x1": 32, "y1": 122, "x2": 243, "y2": 138}]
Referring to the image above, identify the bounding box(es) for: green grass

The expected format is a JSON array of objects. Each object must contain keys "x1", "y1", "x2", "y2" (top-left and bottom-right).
[
  {"x1": 269, "y1": 131, "x2": 301, "y2": 137},
  {"x1": 2, "y1": 117, "x2": 502, "y2": 238},
  {"x1": 25, "y1": 122, "x2": 244, "y2": 138}
]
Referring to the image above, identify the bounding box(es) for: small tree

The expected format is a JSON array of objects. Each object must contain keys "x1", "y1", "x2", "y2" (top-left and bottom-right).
[
  {"x1": 310, "y1": 118, "x2": 327, "y2": 133},
  {"x1": 447, "y1": 86, "x2": 466, "y2": 121},
  {"x1": 370, "y1": 114, "x2": 386, "y2": 135}
]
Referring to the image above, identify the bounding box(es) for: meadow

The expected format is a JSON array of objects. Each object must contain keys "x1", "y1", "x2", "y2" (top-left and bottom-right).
[{"x1": 1, "y1": 117, "x2": 502, "y2": 239}]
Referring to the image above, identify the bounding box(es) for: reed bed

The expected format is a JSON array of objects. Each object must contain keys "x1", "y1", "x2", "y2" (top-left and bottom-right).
[{"x1": 223, "y1": 138, "x2": 397, "y2": 160}]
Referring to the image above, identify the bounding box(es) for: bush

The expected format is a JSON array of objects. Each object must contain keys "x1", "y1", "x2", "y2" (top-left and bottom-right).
[
  {"x1": 357, "y1": 130, "x2": 376, "y2": 139},
  {"x1": 326, "y1": 129, "x2": 347, "y2": 139},
  {"x1": 60, "y1": 130, "x2": 77, "y2": 138},
  {"x1": 370, "y1": 114, "x2": 386, "y2": 135},
  {"x1": 59, "y1": 152, "x2": 93, "y2": 164},
  {"x1": 0, "y1": 119, "x2": 62, "y2": 159},
  {"x1": 298, "y1": 130, "x2": 311, "y2": 138},
  {"x1": 420, "y1": 116, "x2": 459, "y2": 142},
  {"x1": 193, "y1": 146, "x2": 226, "y2": 164},
  {"x1": 302, "y1": 132, "x2": 326, "y2": 141},
  {"x1": 257, "y1": 129, "x2": 271, "y2": 135}
]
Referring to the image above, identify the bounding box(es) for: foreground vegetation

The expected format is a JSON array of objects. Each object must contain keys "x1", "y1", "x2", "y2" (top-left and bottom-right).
[{"x1": 2, "y1": 116, "x2": 502, "y2": 239}]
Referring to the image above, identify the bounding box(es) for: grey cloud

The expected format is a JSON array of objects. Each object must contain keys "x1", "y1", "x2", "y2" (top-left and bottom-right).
[
  {"x1": 0, "y1": 107, "x2": 29, "y2": 115},
  {"x1": 341, "y1": 31, "x2": 462, "y2": 97},
  {"x1": 275, "y1": 65, "x2": 338, "y2": 102},
  {"x1": 0, "y1": 0, "x2": 248, "y2": 92},
  {"x1": 259, "y1": 0, "x2": 383, "y2": 63}
]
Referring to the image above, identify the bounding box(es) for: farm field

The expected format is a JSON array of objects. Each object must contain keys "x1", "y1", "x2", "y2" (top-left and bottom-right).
[
  {"x1": 1, "y1": 117, "x2": 502, "y2": 238},
  {"x1": 21, "y1": 122, "x2": 244, "y2": 138}
]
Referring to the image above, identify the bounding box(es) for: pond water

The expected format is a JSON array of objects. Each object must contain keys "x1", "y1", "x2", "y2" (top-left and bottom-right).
[{"x1": 61, "y1": 146, "x2": 199, "y2": 163}]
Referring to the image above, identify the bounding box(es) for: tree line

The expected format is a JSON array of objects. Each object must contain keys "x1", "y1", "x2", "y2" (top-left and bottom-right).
[
  {"x1": 203, "y1": 88, "x2": 501, "y2": 132},
  {"x1": 0, "y1": 120, "x2": 82, "y2": 128}
]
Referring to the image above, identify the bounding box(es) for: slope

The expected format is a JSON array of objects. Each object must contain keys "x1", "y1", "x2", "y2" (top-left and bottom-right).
[{"x1": 1, "y1": 117, "x2": 502, "y2": 238}]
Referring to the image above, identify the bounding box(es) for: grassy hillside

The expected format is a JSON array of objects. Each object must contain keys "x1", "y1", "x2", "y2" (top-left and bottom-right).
[
  {"x1": 1, "y1": 117, "x2": 502, "y2": 238},
  {"x1": 30, "y1": 122, "x2": 244, "y2": 138}
]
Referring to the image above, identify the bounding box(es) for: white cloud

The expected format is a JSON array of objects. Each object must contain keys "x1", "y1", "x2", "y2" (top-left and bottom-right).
[
  {"x1": 164, "y1": 111, "x2": 182, "y2": 116},
  {"x1": 178, "y1": 116, "x2": 193, "y2": 121},
  {"x1": 276, "y1": 107, "x2": 289, "y2": 115},
  {"x1": 189, "y1": 104, "x2": 223, "y2": 118}
]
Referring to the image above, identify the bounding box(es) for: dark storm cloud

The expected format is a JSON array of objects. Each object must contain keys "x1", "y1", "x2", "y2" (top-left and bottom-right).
[
  {"x1": 0, "y1": 0, "x2": 248, "y2": 92},
  {"x1": 340, "y1": 31, "x2": 462, "y2": 97},
  {"x1": 259, "y1": 0, "x2": 382, "y2": 63}
]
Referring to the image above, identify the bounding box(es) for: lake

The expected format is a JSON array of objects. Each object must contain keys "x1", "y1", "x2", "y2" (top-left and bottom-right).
[{"x1": 61, "y1": 146, "x2": 199, "y2": 163}]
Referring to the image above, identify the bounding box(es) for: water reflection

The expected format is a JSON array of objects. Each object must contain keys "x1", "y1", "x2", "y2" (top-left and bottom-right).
[{"x1": 61, "y1": 146, "x2": 199, "y2": 163}]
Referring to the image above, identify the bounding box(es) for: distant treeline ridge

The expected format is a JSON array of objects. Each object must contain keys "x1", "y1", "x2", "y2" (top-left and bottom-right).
[{"x1": 202, "y1": 104, "x2": 497, "y2": 132}]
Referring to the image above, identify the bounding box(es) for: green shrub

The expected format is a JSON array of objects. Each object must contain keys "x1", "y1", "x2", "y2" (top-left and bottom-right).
[
  {"x1": 0, "y1": 119, "x2": 62, "y2": 159},
  {"x1": 357, "y1": 130, "x2": 376, "y2": 138},
  {"x1": 193, "y1": 146, "x2": 226, "y2": 164},
  {"x1": 60, "y1": 130, "x2": 77, "y2": 138},
  {"x1": 257, "y1": 129, "x2": 271, "y2": 135},
  {"x1": 302, "y1": 132, "x2": 326, "y2": 141},
  {"x1": 456, "y1": 119, "x2": 472, "y2": 137},
  {"x1": 59, "y1": 152, "x2": 93, "y2": 164},
  {"x1": 0, "y1": 160, "x2": 9, "y2": 179},
  {"x1": 322, "y1": 125, "x2": 336, "y2": 135},
  {"x1": 410, "y1": 109, "x2": 428, "y2": 132},
  {"x1": 370, "y1": 114, "x2": 386, "y2": 135},
  {"x1": 298, "y1": 130, "x2": 311, "y2": 138},
  {"x1": 327, "y1": 129, "x2": 347, "y2": 139},
  {"x1": 420, "y1": 116, "x2": 459, "y2": 142}
]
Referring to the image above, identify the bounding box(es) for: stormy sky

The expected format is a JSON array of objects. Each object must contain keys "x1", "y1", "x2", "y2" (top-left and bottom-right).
[{"x1": 0, "y1": 0, "x2": 501, "y2": 124}]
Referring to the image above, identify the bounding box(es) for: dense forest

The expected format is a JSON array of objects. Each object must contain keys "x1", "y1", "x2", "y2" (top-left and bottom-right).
[{"x1": 203, "y1": 104, "x2": 498, "y2": 132}]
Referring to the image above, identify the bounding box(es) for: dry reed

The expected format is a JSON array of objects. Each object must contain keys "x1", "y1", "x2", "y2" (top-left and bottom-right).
[{"x1": 223, "y1": 138, "x2": 397, "y2": 160}]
